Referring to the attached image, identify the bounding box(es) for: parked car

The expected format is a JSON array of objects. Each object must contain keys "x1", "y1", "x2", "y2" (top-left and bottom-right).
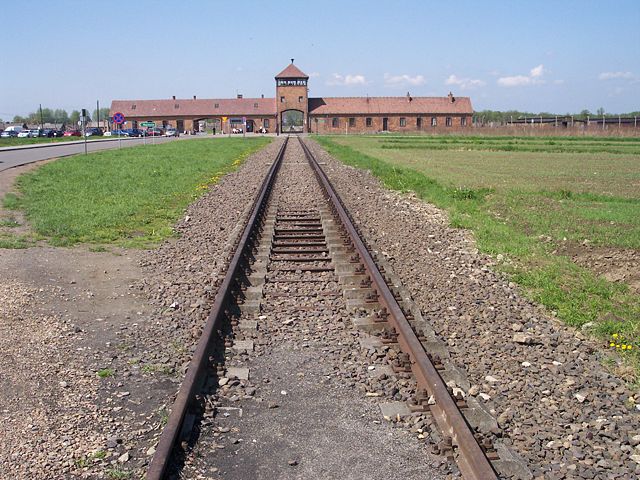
[
  {"x1": 165, "y1": 128, "x2": 178, "y2": 137},
  {"x1": 108, "y1": 129, "x2": 129, "y2": 136},
  {"x1": 0, "y1": 130, "x2": 18, "y2": 138},
  {"x1": 63, "y1": 130, "x2": 82, "y2": 137},
  {"x1": 41, "y1": 129, "x2": 56, "y2": 138},
  {"x1": 124, "y1": 128, "x2": 145, "y2": 137},
  {"x1": 146, "y1": 128, "x2": 164, "y2": 136},
  {"x1": 52, "y1": 129, "x2": 65, "y2": 137},
  {"x1": 17, "y1": 130, "x2": 33, "y2": 138},
  {"x1": 85, "y1": 127, "x2": 103, "y2": 136}
]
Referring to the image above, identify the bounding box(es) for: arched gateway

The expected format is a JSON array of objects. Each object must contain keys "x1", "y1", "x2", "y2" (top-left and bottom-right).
[{"x1": 275, "y1": 60, "x2": 309, "y2": 134}]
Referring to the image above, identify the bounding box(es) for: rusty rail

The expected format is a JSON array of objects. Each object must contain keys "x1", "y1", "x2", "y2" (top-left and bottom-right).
[
  {"x1": 146, "y1": 137, "x2": 288, "y2": 480},
  {"x1": 298, "y1": 137, "x2": 498, "y2": 480}
]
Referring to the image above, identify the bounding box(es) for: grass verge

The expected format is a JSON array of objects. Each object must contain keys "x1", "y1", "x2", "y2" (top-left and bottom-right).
[
  {"x1": 316, "y1": 136, "x2": 640, "y2": 382},
  {"x1": 2, "y1": 138, "x2": 270, "y2": 248}
]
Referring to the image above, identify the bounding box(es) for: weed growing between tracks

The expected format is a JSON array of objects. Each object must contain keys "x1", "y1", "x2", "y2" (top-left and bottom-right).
[
  {"x1": 316, "y1": 135, "x2": 640, "y2": 381},
  {"x1": 2, "y1": 138, "x2": 271, "y2": 248}
]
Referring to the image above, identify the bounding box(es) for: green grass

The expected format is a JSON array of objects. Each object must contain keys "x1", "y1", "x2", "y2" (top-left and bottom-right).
[
  {"x1": 316, "y1": 135, "x2": 640, "y2": 380},
  {"x1": 0, "y1": 136, "x2": 116, "y2": 147},
  {"x1": 97, "y1": 368, "x2": 114, "y2": 378},
  {"x1": 2, "y1": 138, "x2": 270, "y2": 248}
]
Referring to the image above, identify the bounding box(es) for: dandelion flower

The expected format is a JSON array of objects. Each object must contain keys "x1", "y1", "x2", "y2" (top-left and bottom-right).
[
  {"x1": 610, "y1": 342, "x2": 615, "y2": 347},
  {"x1": 612, "y1": 333, "x2": 619, "y2": 339}
]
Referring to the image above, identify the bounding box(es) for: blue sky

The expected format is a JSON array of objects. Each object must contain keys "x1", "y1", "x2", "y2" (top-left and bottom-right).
[{"x1": 1, "y1": 0, "x2": 638, "y2": 119}]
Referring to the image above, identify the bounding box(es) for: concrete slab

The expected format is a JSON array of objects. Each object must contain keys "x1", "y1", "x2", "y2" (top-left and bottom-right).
[
  {"x1": 380, "y1": 401, "x2": 411, "y2": 419},
  {"x1": 232, "y1": 340, "x2": 254, "y2": 353},
  {"x1": 226, "y1": 367, "x2": 250, "y2": 380}
]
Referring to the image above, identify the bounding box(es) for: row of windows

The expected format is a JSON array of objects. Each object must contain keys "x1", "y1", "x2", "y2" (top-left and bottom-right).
[
  {"x1": 280, "y1": 96, "x2": 305, "y2": 103},
  {"x1": 331, "y1": 116, "x2": 467, "y2": 127}
]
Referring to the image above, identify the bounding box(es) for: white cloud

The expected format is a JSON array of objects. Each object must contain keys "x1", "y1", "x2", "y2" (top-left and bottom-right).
[
  {"x1": 498, "y1": 64, "x2": 545, "y2": 87},
  {"x1": 598, "y1": 71, "x2": 635, "y2": 80},
  {"x1": 326, "y1": 73, "x2": 367, "y2": 86},
  {"x1": 383, "y1": 73, "x2": 426, "y2": 87},
  {"x1": 445, "y1": 74, "x2": 486, "y2": 90},
  {"x1": 308, "y1": 72, "x2": 321, "y2": 78}
]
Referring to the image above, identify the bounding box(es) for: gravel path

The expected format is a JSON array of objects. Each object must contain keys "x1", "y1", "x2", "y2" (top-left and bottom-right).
[{"x1": 305, "y1": 138, "x2": 640, "y2": 479}]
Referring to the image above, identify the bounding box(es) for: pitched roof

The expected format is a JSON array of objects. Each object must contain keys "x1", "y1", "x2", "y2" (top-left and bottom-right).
[
  {"x1": 275, "y1": 62, "x2": 309, "y2": 79},
  {"x1": 308, "y1": 96, "x2": 473, "y2": 115},
  {"x1": 110, "y1": 98, "x2": 276, "y2": 118}
]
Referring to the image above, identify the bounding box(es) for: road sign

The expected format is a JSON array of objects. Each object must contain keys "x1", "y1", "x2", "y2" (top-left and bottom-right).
[
  {"x1": 113, "y1": 112, "x2": 125, "y2": 124},
  {"x1": 141, "y1": 121, "x2": 155, "y2": 128},
  {"x1": 222, "y1": 116, "x2": 228, "y2": 122}
]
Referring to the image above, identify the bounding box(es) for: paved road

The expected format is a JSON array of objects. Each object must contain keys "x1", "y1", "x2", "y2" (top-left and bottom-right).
[{"x1": 0, "y1": 136, "x2": 179, "y2": 173}]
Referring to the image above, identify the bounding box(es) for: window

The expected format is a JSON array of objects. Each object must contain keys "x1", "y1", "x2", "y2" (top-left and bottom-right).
[
  {"x1": 264, "y1": 119, "x2": 270, "y2": 128},
  {"x1": 254, "y1": 103, "x2": 259, "y2": 108},
  {"x1": 298, "y1": 96, "x2": 303, "y2": 103},
  {"x1": 280, "y1": 96, "x2": 285, "y2": 103},
  {"x1": 131, "y1": 104, "x2": 136, "y2": 110},
  {"x1": 349, "y1": 117, "x2": 355, "y2": 127},
  {"x1": 366, "y1": 117, "x2": 372, "y2": 127},
  {"x1": 416, "y1": 117, "x2": 422, "y2": 128},
  {"x1": 174, "y1": 104, "x2": 179, "y2": 109},
  {"x1": 332, "y1": 117, "x2": 339, "y2": 128},
  {"x1": 400, "y1": 117, "x2": 407, "y2": 127},
  {"x1": 431, "y1": 117, "x2": 437, "y2": 127},
  {"x1": 446, "y1": 117, "x2": 452, "y2": 127},
  {"x1": 461, "y1": 116, "x2": 467, "y2": 126},
  {"x1": 214, "y1": 103, "x2": 219, "y2": 108}
]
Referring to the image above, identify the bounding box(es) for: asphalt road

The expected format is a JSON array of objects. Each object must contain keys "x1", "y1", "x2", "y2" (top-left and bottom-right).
[{"x1": 0, "y1": 136, "x2": 179, "y2": 172}]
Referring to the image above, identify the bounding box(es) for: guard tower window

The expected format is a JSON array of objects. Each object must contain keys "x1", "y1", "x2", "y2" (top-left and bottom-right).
[
  {"x1": 365, "y1": 117, "x2": 372, "y2": 127},
  {"x1": 332, "y1": 117, "x2": 339, "y2": 128},
  {"x1": 416, "y1": 117, "x2": 422, "y2": 128},
  {"x1": 431, "y1": 117, "x2": 437, "y2": 127},
  {"x1": 400, "y1": 117, "x2": 407, "y2": 127},
  {"x1": 298, "y1": 96, "x2": 303, "y2": 103},
  {"x1": 214, "y1": 103, "x2": 219, "y2": 108},
  {"x1": 461, "y1": 117, "x2": 467, "y2": 126},
  {"x1": 174, "y1": 104, "x2": 179, "y2": 109},
  {"x1": 348, "y1": 118, "x2": 355, "y2": 127},
  {"x1": 280, "y1": 96, "x2": 285, "y2": 103},
  {"x1": 131, "y1": 105, "x2": 136, "y2": 110},
  {"x1": 446, "y1": 117, "x2": 452, "y2": 127}
]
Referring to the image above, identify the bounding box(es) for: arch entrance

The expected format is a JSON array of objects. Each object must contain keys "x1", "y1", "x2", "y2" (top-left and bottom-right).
[{"x1": 281, "y1": 109, "x2": 304, "y2": 133}]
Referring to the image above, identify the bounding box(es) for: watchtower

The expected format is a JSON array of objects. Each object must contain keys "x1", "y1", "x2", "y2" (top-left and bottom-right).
[{"x1": 275, "y1": 59, "x2": 309, "y2": 133}]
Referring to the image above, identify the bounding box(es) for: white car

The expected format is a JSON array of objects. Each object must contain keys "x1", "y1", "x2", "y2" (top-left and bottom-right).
[{"x1": 17, "y1": 130, "x2": 34, "y2": 138}]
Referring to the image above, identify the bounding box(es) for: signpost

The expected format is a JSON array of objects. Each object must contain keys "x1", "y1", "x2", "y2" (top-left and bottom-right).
[
  {"x1": 242, "y1": 116, "x2": 246, "y2": 138},
  {"x1": 222, "y1": 117, "x2": 228, "y2": 137},
  {"x1": 113, "y1": 112, "x2": 125, "y2": 148},
  {"x1": 141, "y1": 121, "x2": 155, "y2": 128}
]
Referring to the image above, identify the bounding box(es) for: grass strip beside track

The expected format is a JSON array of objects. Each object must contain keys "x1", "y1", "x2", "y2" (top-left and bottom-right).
[
  {"x1": 316, "y1": 135, "x2": 640, "y2": 382},
  {"x1": 1, "y1": 137, "x2": 271, "y2": 248}
]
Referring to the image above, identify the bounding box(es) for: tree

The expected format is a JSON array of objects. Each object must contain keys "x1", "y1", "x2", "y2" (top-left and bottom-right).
[
  {"x1": 13, "y1": 115, "x2": 26, "y2": 124},
  {"x1": 69, "y1": 110, "x2": 80, "y2": 124},
  {"x1": 596, "y1": 107, "x2": 605, "y2": 116},
  {"x1": 53, "y1": 109, "x2": 69, "y2": 125},
  {"x1": 93, "y1": 108, "x2": 110, "y2": 124}
]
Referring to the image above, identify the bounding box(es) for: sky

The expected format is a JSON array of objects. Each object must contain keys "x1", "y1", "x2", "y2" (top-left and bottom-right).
[{"x1": 1, "y1": 0, "x2": 639, "y2": 120}]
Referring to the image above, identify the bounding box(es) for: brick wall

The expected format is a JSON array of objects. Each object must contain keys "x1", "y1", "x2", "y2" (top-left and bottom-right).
[
  {"x1": 276, "y1": 83, "x2": 308, "y2": 132},
  {"x1": 309, "y1": 114, "x2": 471, "y2": 134}
]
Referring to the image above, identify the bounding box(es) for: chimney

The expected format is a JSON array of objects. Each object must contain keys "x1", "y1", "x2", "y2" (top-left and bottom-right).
[
  {"x1": 193, "y1": 95, "x2": 196, "y2": 100},
  {"x1": 448, "y1": 92, "x2": 455, "y2": 103},
  {"x1": 406, "y1": 91, "x2": 412, "y2": 102},
  {"x1": 237, "y1": 94, "x2": 243, "y2": 99},
  {"x1": 172, "y1": 95, "x2": 176, "y2": 100},
  {"x1": 261, "y1": 94, "x2": 264, "y2": 98}
]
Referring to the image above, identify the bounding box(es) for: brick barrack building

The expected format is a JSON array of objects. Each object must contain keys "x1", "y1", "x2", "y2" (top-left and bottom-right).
[{"x1": 110, "y1": 61, "x2": 473, "y2": 134}]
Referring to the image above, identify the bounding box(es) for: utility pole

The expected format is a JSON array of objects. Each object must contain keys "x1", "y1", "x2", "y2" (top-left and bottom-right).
[
  {"x1": 97, "y1": 100, "x2": 100, "y2": 129},
  {"x1": 39, "y1": 104, "x2": 44, "y2": 129}
]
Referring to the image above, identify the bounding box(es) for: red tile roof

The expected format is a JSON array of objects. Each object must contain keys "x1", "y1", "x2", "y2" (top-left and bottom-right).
[
  {"x1": 110, "y1": 98, "x2": 276, "y2": 118},
  {"x1": 308, "y1": 96, "x2": 473, "y2": 115},
  {"x1": 275, "y1": 62, "x2": 309, "y2": 79}
]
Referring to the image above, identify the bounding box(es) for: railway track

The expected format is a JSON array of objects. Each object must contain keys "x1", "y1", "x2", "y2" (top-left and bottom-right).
[{"x1": 147, "y1": 136, "x2": 502, "y2": 479}]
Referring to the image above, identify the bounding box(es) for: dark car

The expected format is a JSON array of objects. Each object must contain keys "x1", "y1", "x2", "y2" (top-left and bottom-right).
[
  {"x1": 124, "y1": 128, "x2": 145, "y2": 137},
  {"x1": 0, "y1": 130, "x2": 18, "y2": 138},
  {"x1": 53, "y1": 129, "x2": 65, "y2": 137},
  {"x1": 41, "y1": 129, "x2": 56, "y2": 138},
  {"x1": 109, "y1": 129, "x2": 129, "y2": 136},
  {"x1": 85, "y1": 127, "x2": 103, "y2": 137}
]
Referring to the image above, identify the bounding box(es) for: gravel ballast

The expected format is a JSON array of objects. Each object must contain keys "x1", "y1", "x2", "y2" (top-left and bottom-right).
[{"x1": 305, "y1": 138, "x2": 640, "y2": 479}]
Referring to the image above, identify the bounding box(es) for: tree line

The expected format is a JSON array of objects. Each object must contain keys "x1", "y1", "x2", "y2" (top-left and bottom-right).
[
  {"x1": 8, "y1": 107, "x2": 111, "y2": 127},
  {"x1": 474, "y1": 109, "x2": 640, "y2": 124}
]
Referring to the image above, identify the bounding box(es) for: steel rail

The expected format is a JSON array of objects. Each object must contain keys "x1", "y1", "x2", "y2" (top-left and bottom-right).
[
  {"x1": 298, "y1": 137, "x2": 498, "y2": 480},
  {"x1": 147, "y1": 137, "x2": 289, "y2": 480}
]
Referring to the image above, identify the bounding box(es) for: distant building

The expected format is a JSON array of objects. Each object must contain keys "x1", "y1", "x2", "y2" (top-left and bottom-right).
[{"x1": 110, "y1": 61, "x2": 473, "y2": 134}]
